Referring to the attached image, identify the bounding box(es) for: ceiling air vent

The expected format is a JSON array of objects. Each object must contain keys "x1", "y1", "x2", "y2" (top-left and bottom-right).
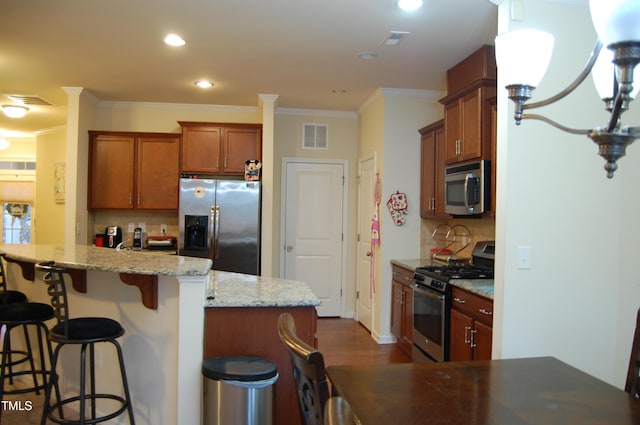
[
  {"x1": 303, "y1": 123, "x2": 328, "y2": 150},
  {"x1": 383, "y1": 31, "x2": 410, "y2": 46},
  {"x1": 4, "y1": 94, "x2": 54, "y2": 106}
]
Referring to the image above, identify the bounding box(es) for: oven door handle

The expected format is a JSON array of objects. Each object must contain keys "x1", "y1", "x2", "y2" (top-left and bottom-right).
[{"x1": 413, "y1": 284, "x2": 445, "y2": 301}]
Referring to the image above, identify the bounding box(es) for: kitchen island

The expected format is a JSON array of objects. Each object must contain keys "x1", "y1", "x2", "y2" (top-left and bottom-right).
[
  {"x1": 204, "y1": 271, "x2": 320, "y2": 425},
  {"x1": 0, "y1": 244, "x2": 320, "y2": 425}
]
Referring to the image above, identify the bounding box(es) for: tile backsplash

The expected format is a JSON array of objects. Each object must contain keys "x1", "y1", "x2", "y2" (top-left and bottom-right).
[
  {"x1": 421, "y1": 215, "x2": 495, "y2": 260},
  {"x1": 92, "y1": 211, "x2": 178, "y2": 246}
]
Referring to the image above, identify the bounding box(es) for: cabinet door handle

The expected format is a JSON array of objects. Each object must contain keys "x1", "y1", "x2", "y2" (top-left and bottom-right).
[
  {"x1": 453, "y1": 297, "x2": 466, "y2": 304},
  {"x1": 464, "y1": 326, "x2": 471, "y2": 344},
  {"x1": 400, "y1": 291, "x2": 404, "y2": 305},
  {"x1": 479, "y1": 308, "x2": 493, "y2": 316},
  {"x1": 138, "y1": 194, "x2": 141, "y2": 206},
  {"x1": 129, "y1": 194, "x2": 133, "y2": 206},
  {"x1": 471, "y1": 329, "x2": 477, "y2": 348}
]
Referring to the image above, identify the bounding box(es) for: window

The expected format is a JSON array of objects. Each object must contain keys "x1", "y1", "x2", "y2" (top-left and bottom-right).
[{"x1": 3, "y1": 203, "x2": 31, "y2": 244}]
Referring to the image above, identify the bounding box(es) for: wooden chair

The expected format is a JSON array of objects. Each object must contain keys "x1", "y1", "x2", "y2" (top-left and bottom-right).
[
  {"x1": 324, "y1": 396, "x2": 356, "y2": 425},
  {"x1": 626, "y1": 307, "x2": 640, "y2": 398},
  {"x1": 277, "y1": 312, "x2": 329, "y2": 425}
]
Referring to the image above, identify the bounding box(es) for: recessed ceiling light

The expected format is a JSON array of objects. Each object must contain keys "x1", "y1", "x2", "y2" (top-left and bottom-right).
[
  {"x1": 397, "y1": 0, "x2": 423, "y2": 11},
  {"x1": 195, "y1": 81, "x2": 214, "y2": 89},
  {"x1": 164, "y1": 33, "x2": 186, "y2": 47},
  {"x1": 358, "y1": 52, "x2": 378, "y2": 60}
]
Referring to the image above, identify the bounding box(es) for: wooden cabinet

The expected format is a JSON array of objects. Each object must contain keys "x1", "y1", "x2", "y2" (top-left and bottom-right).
[
  {"x1": 88, "y1": 132, "x2": 179, "y2": 210},
  {"x1": 419, "y1": 120, "x2": 448, "y2": 218},
  {"x1": 178, "y1": 122, "x2": 262, "y2": 175},
  {"x1": 439, "y1": 45, "x2": 497, "y2": 165},
  {"x1": 391, "y1": 264, "x2": 414, "y2": 355},
  {"x1": 442, "y1": 85, "x2": 496, "y2": 164},
  {"x1": 449, "y1": 286, "x2": 493, "y2": 361}
]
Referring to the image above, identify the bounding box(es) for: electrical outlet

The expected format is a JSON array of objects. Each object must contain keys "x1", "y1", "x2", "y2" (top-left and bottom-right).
[
  {"x1": 138, "y1": 222, "x2": 146, "y2": 232},
  {"x1": 160, "y1": 224, "x2": 168, "y2": 235},
  {"x1": 128, "y1": 223, "x2": 135, "y2": 233}
]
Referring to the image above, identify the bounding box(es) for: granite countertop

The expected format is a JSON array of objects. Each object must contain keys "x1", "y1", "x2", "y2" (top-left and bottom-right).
[
  {"x1": 391, "y1": 258, "x2": 494, "y2": 300},
  {"x1": 391, "y1": 258, "x2": 432, "y2": 271},
  {"x1": 206, "y1": 270, "x2": 321, "y2": 308},
  {"x1": 0, "y1": 244, "x2": 212, "y2": 276}
]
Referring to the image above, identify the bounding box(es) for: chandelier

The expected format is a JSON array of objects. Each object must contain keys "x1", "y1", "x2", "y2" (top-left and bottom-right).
[{"x1": 495, "y1": 0, "x2": 640, "y2": 178}]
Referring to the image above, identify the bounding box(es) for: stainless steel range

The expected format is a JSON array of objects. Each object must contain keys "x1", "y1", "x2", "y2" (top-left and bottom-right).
[{"x1": 412, "y1": 241, "x2": 495, "y2": 362}]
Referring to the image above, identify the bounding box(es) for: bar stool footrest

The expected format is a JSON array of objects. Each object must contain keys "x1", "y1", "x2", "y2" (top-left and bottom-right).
[
  {"x1": 2, "y1": 369, "x2": 50, "y2": 394},
  {"x1": 45, "y1": 393, "x2": 129, "y2": 425}
]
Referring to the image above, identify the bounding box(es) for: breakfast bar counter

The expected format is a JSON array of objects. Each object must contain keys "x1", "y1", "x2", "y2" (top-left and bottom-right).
[{"x1": 0, "y1": 244, "x2": 320, "y2": 425}]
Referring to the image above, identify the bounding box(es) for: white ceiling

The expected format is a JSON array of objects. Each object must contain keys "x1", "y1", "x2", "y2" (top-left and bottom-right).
[{"x1": 0, "y1": 0, "x2": 498, "y2": 137}]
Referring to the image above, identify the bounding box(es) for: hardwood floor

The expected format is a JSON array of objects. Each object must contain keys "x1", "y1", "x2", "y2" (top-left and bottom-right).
[
  {"x1": 1, "y1": 317, "x2": 409, "y2": 424},
  {"x1": 317, "y1": 317, "x2": 411, "y2": 366}
]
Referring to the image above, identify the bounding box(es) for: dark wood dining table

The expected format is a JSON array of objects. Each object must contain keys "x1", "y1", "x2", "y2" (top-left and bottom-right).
[{"x1": 326, "y1": 356, "x2": 640, "y2": 425}]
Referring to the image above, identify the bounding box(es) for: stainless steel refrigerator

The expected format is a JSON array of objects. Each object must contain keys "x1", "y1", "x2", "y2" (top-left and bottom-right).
[{"x1": 178, "y1": 177, "x2": 261, "y2": 275}]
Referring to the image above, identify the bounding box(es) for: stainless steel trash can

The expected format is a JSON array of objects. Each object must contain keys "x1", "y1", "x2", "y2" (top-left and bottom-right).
[{"x1": 203, "y1": 355, "x2": 278, "y2": 425}]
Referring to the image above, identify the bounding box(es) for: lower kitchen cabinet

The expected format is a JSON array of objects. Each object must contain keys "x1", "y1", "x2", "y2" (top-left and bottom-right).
[
  {"x1": 391, "y1": 264, "x2": 414, "y2": 356},
  {"x1": 449, "y1": 286, "x2": 493, "y2": 361}
]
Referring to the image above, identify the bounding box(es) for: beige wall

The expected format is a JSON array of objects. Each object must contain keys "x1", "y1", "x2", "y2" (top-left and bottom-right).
[
  {"x1": 359, "y1": 89, "x2": 443, "y2": 341},
  {"x1": 35, "y1": 128, "x2": 66, "y2": 244},
  {"x1": 273, "y1": 109, "x2": 359, "y2": 310},
  {"x1": 495, "y1": 0, "x2": 640, "y2": 388},
  {"x1": 86, "y1": 101, "x2": 263, "y2": 241}
]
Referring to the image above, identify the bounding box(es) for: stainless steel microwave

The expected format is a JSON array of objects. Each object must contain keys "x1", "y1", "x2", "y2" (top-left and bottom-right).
[{"x1": 444, "y1": 160, "x2": 490, "y2": 215}]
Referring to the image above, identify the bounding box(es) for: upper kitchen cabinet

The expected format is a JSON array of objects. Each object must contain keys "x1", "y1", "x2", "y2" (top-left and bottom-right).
[
  {"x1": 88, "y1": 131, "x2": 180, "y2": 210},
  {"x1": 178, "y1": 122, "x2": 262, "y2": 175},
  {"x1": 440, "y1": 45, "x2": 497, "y2": 165},
  {"x1": 419, "y1": 120, "x2": 448, "y2": 218}
]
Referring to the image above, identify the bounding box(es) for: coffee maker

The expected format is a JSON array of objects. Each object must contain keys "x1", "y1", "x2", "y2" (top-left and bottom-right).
[{"x1": 105, "y1": 226, "x2": 122, "y2": 248}]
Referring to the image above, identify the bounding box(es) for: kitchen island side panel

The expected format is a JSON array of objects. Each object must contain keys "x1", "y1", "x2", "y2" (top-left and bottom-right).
[{"x1": 204, "y1": 306, "x2": 318, "y2": 425}]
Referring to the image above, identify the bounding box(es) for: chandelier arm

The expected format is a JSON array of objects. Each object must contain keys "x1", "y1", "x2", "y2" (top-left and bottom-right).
[
  {"x1": 521, "y1": 113, "x2": 592, "y2": 135},
  {"x1": 523, "y1": 40, "x2": 603, "y2": 111},
  {"x1": 607, "y1": 80, "x2": 627, "y2": 133}
]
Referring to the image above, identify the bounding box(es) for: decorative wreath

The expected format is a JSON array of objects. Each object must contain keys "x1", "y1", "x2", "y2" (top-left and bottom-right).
[{"x1": 5, "y1": 204, "x2": 26, "y2": 218}]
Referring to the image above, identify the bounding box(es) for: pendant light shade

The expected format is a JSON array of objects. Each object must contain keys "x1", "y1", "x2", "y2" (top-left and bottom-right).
[
  {"x1": 589, "y1": 0, "x2": 640, "y2": 47},
  {"x1": 495, "y1": 29, "x2": 555, "y2": 88},
  {"x1": 1, "y1": 105, "x2": 28, "y2": 119}
]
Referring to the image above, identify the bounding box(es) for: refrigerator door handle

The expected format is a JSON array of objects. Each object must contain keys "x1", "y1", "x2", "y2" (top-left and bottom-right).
[{"x1": 210, "y1": 205, "x2": 220, "y2": 260}]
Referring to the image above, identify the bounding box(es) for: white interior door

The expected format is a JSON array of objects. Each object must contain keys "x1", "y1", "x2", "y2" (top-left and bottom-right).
[
  {"x1": 283, "y1": 160, "x2": 345, "y2": 317},
  {"x1": 356, "y1": 155, "x2": 376, "y2": 330}
]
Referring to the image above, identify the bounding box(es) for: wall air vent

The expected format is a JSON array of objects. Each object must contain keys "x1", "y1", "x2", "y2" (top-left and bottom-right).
[
  {"x1": 303, "y1": 123, "x2": 328, "y2": 150},
  {"x1": 4, "y1": 94, "x2": 54, "y2": 106}
]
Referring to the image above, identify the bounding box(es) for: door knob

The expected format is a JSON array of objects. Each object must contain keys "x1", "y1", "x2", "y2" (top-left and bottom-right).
[
  {"x1": 286, "y1": 245, "x2": 293, "y2": 252},
  {"x1": 366, "y1": 251, "x2": 372, "y2": 256}
]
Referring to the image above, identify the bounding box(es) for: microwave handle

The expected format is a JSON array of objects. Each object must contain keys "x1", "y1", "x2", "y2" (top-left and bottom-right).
[{"x1": 464, "y1": 173, "x2": 476, "y2": 213}]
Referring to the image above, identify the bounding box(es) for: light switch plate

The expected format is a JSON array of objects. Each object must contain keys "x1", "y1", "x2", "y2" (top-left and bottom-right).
[{"x1": 517, "y1": 246, "x2": 531, "y2": 269}]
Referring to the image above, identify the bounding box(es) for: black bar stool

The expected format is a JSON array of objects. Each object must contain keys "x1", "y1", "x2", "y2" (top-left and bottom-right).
[
  {"x1": 36, "y1": 261, "x2": 136, "y2": 425},
  {"x1": 0, "y1": 253, "x2": 55, "y2": 405}
]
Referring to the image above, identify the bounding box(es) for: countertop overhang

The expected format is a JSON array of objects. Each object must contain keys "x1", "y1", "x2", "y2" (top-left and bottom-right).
[{"x1": 0, "y1": 243, "x2": 212, "y2": 276}]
